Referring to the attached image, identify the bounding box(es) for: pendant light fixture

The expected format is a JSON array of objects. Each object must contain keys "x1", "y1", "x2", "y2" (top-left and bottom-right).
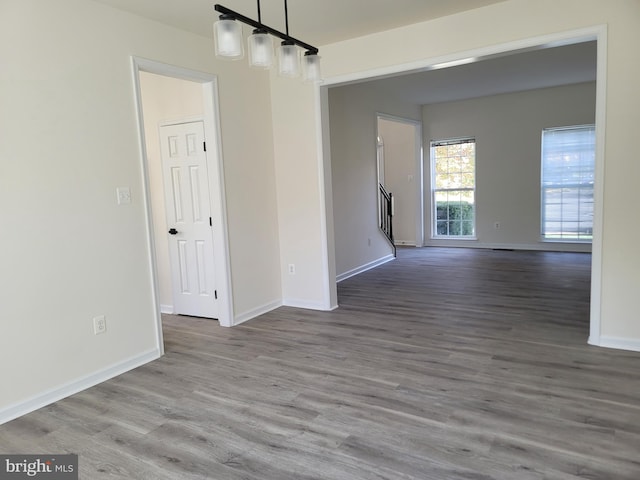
[
  {"x1": 247, "y1": 0, "x2": 273, "y2": 68},
  {"x1": 248, "y1": 30, "x2": 274, "y2": 68},
  {"x1": 213, "y1": 14, "x2": 244, "y2": 60},
  {"x1": 278, "y1": 41, "x2": 300, "y2": 77},
  {"x1": 276, "y1": 0, "x2": 300, "y2": 77},
  {"x1": 302, "y1": 51, "x2": 322, "y2": 83},
  {"x1": 213, "y1": 1, "x2": 321, "y2": 82}
]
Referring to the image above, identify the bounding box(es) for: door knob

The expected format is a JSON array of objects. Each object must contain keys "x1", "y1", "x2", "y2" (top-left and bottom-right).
[{"x1": 168, "y1": 228, "x2": 178, "y2": 235}]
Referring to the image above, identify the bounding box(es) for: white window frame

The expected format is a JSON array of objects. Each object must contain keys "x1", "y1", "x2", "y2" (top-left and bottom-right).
[
  {"x1": 430, "y1": 137, "x2": 476, "y2": 239},
  {"x1": 540, "y1": 125, "x2": 595, "y2": 243}
]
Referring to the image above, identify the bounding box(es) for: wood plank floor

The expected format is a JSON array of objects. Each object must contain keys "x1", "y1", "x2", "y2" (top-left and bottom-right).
[{"x1": 2, "y1": 247, "x2": 640, "y2": 479}]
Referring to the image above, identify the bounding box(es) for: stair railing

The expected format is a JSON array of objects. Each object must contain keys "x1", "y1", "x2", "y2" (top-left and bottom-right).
[{"x1": 379, "y1": 183, "x2": 396, "y2": 257}]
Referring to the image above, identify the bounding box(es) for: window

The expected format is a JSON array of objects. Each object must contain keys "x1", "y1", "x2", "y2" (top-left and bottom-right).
[
  {"x1": 541, "y1": 125, "x2": 595, "y2": 242},
  {"x1": 431, "y1": 138, "x2": 476, "y2": 237}
]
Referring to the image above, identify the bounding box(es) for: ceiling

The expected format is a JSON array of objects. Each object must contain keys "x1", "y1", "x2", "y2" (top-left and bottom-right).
[
  {"x1": 92, "y1": 0, "x2": 508, "y2": 46},
  {"x1": 356, "y1": 41, "x2": 597, "y2": 105},
  {"x1": 92, "y1": 0, "x2": 596, "y2": 105}
]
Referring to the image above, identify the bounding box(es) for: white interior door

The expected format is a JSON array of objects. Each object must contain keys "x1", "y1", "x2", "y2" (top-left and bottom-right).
[{"x1": 160, "y1": 121, "x2": 218, "y2": 319}]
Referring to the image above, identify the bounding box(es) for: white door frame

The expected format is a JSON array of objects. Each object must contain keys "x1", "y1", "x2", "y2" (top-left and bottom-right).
[
  {"x1": 319, "y1": 25, "x2": 607, "y2": 346},
  {"x1": 376, "y1": 113, "x2": 424, "y2": 248},
  {"x1": 131, "y1": 57, "x2": 234, "y2": 346}
]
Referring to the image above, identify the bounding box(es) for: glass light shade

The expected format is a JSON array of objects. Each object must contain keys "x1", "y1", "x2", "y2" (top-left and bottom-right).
[
  {"x1": 278, "y1": 43, "x2": 300, "y2": 78},
  {"x1": 213, "y1": 19, "x2": 244, "y2": 60},
  {"x1": 248, "y1": 32, "x2": 273, "y2": 69},
  {"x1": 302, "y1": 53, "x2": 322, "y2": 83}
]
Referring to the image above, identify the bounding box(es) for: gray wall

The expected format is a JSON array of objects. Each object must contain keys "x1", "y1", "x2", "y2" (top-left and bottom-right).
[
  {"x1": 423, "y1": 81, "x2": 596, "y2": 250},
  {"x1": 329, "y1": 82, "x2": 422, "y2": 277}
]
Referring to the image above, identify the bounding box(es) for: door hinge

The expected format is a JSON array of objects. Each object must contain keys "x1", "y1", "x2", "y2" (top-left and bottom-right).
[
  {"x1": 209, "y1": 217, "x2": 212, "y2": 227},
  {"x1": 214, "y1": 290, "x2": 218, "y2": 300},
  {"x1": 203, "y1": 141, "x2": 206, "y2": 152}
]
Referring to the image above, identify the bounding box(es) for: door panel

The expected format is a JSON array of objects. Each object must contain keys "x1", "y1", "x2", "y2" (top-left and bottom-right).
[{"x1": 160, "y1": 121, "x2": 217, "y2": 319}]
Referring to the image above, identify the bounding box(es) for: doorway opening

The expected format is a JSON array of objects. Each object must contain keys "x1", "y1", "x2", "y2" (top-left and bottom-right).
[
  {"x1": 321, "y1": 27, "x2": 606, "y2": 344},
  {"x1": 131, "y1": 58, "x2": 234, "y2": 349},
  {"x1": 376, "y1": 114, "x2": 424, "y2": 248}
]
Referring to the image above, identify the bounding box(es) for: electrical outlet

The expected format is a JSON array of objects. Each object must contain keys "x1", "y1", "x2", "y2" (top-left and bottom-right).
[
  {"x1": 494, "y1": 222, "x2": 500, "y2": 229},
  {"x1": 116, "y1": 187, "x2": 131, "y2": 205},
  {"x1": 288, "y1": 264, "x2": 296, "y2": 275},
  {"x1": 93, "y1": 315, "x2": 107, "y2": 335}
]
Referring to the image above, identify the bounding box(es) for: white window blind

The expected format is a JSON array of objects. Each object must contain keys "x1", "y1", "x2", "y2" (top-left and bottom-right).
[{"x1": 541, "y1": 125, "x2": 595, "y2": 242}]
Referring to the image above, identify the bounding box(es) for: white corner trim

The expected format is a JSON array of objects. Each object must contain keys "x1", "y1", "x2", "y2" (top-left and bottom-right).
[
  {"x1": 0, "y1": 348, "x2": 161, "y2": 426},
  {"x1": 336, "y1": 254, "x2": 395, "y2": 283},
  {"x1": 233, "y1": 299, "x2": 283, "y2": 326},
  {"x1": 160, "y1": 304, "x2": 174, "y2": 314},
  {"x1": 589, "y1": 336, "x2": 640, "y2": 353},
  {"x1": 589, "y1": 26, "x2": 608, "y2": 356},
  {"x1": 313, "y1": 85, "x2": 338, "y2": 314}
]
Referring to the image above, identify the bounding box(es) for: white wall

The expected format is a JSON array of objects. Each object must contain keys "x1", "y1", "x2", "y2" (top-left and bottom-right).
[
  {"x1": 423, "y1": 82, "x2": 596, "y2": 251},
  {"x1": 270, "y1": 78, "x2": 335, "y2": 309},
  {"x1": 328, "y1": 82, "x2": 421, "y2": 277},
  {"x1": 139, "y1": 72, "x2": 204, "y2": 310},
  {"x1": 378, "y1": 117, "x2": 419, "y2": 246},
  {"x1": 0, "y1": 0, "x2": 281, "y2": 421},
  {"x1": 270, "y1": 0, "x2": 640, "y2": 345}
]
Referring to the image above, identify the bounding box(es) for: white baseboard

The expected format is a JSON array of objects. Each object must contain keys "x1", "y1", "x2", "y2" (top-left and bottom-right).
[
  {"x1": 425, "y1": 241, "x2": 592, "y2": 253},
  {"x1": 394, "y1": 240, "x2": 416, "y2": 246},
  {"x1": 336, "y1": 254, "x2": 395, "y2": 283},
  {"x1": 233, "y1": 297, "x2": 339, "y2": 326},
  {"x1": 160, "y1": 304, "x2": 174, "y2": 314},
  {"x1": 233, "y1": 299, "x2": 283, "y2": 326},
  {"x1": 282, "y1": 298, "x2": 337, "y2": 310},
  {"x1": 0, "y1": 348, "x2": 161, "y2": 426},
  {"x1": 589, "y1": 335, "x2": 640, "y2": 353}
]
